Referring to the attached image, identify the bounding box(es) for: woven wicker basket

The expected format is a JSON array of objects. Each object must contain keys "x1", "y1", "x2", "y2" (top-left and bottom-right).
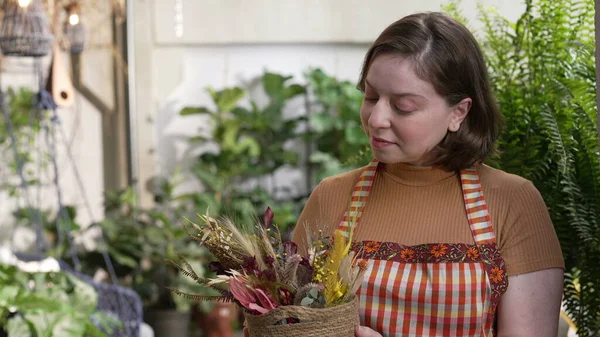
[
  {"x1": 0, "y1": 0, "x2": 53, "y2": 57},
  {"x1": 244, "y1": 297, "x2": 359, "y2": 337}
]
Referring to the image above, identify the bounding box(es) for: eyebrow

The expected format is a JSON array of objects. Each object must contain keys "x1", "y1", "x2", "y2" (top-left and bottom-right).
[{"x1": 365, "y1": 79, "x2": 429, "y2": 101}]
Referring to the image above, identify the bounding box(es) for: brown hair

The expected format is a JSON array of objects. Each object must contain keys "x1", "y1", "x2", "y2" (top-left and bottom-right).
[{"x1": 358, "y1": 12, "x2": 503, "y2": 171}]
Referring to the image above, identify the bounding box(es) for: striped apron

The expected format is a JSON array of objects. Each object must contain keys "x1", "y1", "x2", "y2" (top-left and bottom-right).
[{"x1": 338, "y1": 160, "x2": 508, "y2": 336}]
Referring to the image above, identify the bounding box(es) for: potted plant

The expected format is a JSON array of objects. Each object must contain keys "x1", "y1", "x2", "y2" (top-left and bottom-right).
[
  {"x1": 179, "y1": 71, "x2": 306, "y2": 239},
  {"x1": 0, "y1": 260, "x2": 119, "y2": 336},
  {"x1": 79, "y1": 177, "x2": 228, "y2": 337}
]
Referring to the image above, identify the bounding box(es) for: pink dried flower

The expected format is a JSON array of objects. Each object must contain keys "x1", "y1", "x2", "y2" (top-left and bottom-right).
[
  {"x1": 229, "y1": 277, "x2": 256, "y2": 311},
  {"x1": 278, "y1": 287, "x2": 294, "y2": 305},
  {"x1": 263, "y1": 207, "x2": 274, "y2": 228},
  {"x1": 255, "y1": 288, "x2": 279, "y2": 312},
  {"x1": 229, "y1": 276, "x2": 278, "y2": 315}
]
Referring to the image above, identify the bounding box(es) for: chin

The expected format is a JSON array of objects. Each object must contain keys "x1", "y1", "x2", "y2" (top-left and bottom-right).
[
  {"x1": 371, "y1": 150, "x2": 403, "y2": 164},
  {"x1": 372, "y1": 149, "x2": 425, "y2": 165}
]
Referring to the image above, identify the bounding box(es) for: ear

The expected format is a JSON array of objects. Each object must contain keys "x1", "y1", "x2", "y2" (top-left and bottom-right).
[{"x1": 448, "y1": 98, "x2": 472, "y2": 132}]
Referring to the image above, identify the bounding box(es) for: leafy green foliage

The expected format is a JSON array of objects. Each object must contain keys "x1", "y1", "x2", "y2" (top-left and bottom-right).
[
  {"x1": 0, "y1": 87, "x2": 38, "y2": 146},
  {"x1": 445, "y1": 0, "x2": 600, "y2": 334},
  {"x1": 180, "y1": 71, "x2": 307, "y2": 234},
  {"x1": 12, "y1": 205, "x2": 82, "y2": 262},
  {"x1": 304, "y1": 68, "x2": 370, "y2": 182},
  {"x1": 78, "y1": 180, "x2": 216, "y2": 313},
  {"x1": 0, "y1": 264, "x2": 119, "y2": 337},
  {"x1": 0, "y1": 87, "x2": 44, "y2": 197}
]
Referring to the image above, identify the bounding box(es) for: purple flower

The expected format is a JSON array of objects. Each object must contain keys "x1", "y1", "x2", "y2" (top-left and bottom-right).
[
  {"x1": 259, "y1": 268, "x2": 277, "y2": 282},
  {"x1": 283, "y1": 241, "x2": 297, "y2": 256},
  {"x1": 278, "y1": 287, "x2": 294, "y2": 305},
  {"x1": 264, "y1": 255, "x2": 275, "y2": 265},
  {"x1": 263, "y1": 207, "x2": 274, "y2": 228},
  {"x1": 297, "y1": 257, "x2": 314, "y2": 285},
  {"x1": 243, "y1": 256, "x2": 260, "y2": 274},
  {"x1": 299, "y1": 257, "x2": 312, "y2": 269},
  {"x1": 208, "y1": 261, "x2": 225, "y2": 275}
]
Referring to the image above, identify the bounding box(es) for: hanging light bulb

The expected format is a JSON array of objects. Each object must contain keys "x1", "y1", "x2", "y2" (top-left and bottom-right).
[
  {"x1": 18, "y1": 0, "x2": 31, "y2": 8},
  {"x1": 68, "y1": 13, "x2": 80, "y2": 26},
  {"x1": 63, "y1": 2, "x2": 85, "y2": 53}
]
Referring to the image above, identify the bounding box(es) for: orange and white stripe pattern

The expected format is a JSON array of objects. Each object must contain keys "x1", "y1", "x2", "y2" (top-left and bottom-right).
[
  {"x1": 460, "y1": 169, "x2": 496, "y2": 245},
  {"x1": 338, "y1": 159, "x2": 378, "y2": 237},
  {"x1": 339, "y1": 160, "x2": 505, "y2": 336}
]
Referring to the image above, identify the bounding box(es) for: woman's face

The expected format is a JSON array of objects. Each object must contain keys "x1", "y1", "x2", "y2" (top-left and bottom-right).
[{"x1": 360, "y1": 53, "x2": 471, "y2": 165}]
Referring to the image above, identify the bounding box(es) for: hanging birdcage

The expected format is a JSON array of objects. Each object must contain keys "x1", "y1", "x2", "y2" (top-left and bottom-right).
[
  {"x1": 62, "y1": 1, "x2": 84, "y2": 53},
  {"x1": 0, "y1": 0, "x2": 54, "y2": 57}
]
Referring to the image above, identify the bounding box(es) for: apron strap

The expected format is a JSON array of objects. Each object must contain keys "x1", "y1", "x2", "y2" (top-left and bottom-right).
[
  {"x1": 337, "y1": 160, "x2": 497, "y2": 247},
  {"x1": 338, "y1": 159, "x2": 379, "y2": 237},
  {"x1": 460, "y1": 168, "x2": 497, "y2": 246}
]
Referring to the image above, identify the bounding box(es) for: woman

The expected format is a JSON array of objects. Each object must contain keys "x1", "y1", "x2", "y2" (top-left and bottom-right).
[{"x1": 292, "y1": 12, "x2": 564, "y2": 337}]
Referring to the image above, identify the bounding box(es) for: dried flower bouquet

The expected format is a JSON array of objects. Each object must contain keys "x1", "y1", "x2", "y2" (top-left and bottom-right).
[{"x1": 168, "y1": 207, "x2": 366, "y2": 337}]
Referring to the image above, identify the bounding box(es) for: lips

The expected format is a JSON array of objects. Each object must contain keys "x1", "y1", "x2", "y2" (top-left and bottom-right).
[{"x1": 371, "y1": 136, "x2": 396, "y2": 148}]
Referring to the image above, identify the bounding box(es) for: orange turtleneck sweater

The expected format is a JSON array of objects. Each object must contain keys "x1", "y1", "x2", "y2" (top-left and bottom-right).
[{"x1": 292, "y1": 162, "x2": 564, "y2": 276}]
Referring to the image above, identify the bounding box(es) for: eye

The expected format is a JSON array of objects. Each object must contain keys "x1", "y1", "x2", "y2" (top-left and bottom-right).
[
  {"x1": 364, "y1": 97, "x2": 378, "y2": 103},
  {"x1": 393, "y1": 106, "x2": 414, "y2": 115}
]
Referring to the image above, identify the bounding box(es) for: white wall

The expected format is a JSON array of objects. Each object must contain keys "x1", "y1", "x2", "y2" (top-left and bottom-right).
[{"x1": 133, "y1": 0, "x2": 527, "y2": 203}]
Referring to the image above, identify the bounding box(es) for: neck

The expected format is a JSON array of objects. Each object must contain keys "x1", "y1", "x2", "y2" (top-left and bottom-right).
[{"x1": 380, "y1": 161, "x2": 456, "y2": 186}]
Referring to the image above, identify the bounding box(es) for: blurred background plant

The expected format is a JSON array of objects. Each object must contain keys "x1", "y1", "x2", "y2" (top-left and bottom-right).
[
  {"x1": 0, "y1": 263, "x2": 120, "y2": 337},
  {"x1": 0, "y1": 87, "x2": 42, "y2": 198},
  {"x1": 443, "y1": 0, "x2": 600, "y2": 335}
]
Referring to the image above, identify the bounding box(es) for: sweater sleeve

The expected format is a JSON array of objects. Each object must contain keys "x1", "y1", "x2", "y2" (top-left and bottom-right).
[
  {"x1": 499, "y1": 180, "x2": 565, "y2": 276},
  {"x1": 292, "y1": 182, "x2": 322, "y2": 255}
]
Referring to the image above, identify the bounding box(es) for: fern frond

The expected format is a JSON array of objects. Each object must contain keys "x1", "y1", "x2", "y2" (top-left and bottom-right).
[
  {"x1": 177, "y1": 254, "x2": 201, "y2": 281},
  {"x1": 165, "y1": 258, "x2": 204, "y2": 283},
  {"x1": 164, "y1": 258, "x2": 232, "y2": 297},
  {"x1": 167, "y1": 287, "x2": 234, "y2": 303}
]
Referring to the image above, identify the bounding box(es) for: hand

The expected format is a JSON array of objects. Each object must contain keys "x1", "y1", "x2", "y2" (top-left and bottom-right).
[{"x1": 355, "y1": 325, "x2": 383, "y2": 336}]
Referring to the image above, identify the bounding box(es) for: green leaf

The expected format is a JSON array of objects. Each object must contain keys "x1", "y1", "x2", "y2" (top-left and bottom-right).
[
  {"x1": 283, "y1": 84, "x2": 307, "y2": 98},
  {"x1": 191, "y1": 166, "x2": 223, "y2": 191},
  {"x1": 52, "y1": 312, "x2": 88, "y2": 337},
  {"x1": 6, "y1": 315, "x2": 33, "y2": 337},
  {"x1": 13, "y1": 292, "x2": 63, "y2": 312},
  {"x1": 26, "y1": 311, "x2": 60, "y2": 336},
  {"x1": 300, "y1": 297, "x2": 314, "y2": 306},
  {"x1": 189, "y1": 135, "x2": 208, "y2": 142},
  {"x1": 0, "y1": 285, "x2": 20, "y2": 302},
  {"x1": 344, "y1": 124, "x2": 368, "y2": 145},
  {"x1": 222, "y1": 119, "x2": 242, "y2": 150},
  {"x1": 109, "y1": 250, "x2": 139, "y2": 269},
  {"x1": 308, "y1": 287, "x2": 319, "y2": 299},
  {"x1": 180, "y1": 107, "x2": 212, "y2": 116},
  {"x1": 263, "y1": 72, "x2": 292, "y2": 98},
  {"x1": 215, "y1": 87, "x2": 246, "y2": 112},
  {"x1": 192, "y1": 193, "x2": 222, "y2": 214},
  {"x1": 234, "y1": 137, "x2": 261, "y2": 158},
  {"x1": 309, "y1": 112, "x2": 333, "y2": 133},
  {"x1": 88, "y1": 311, "x2": 123, "y2": 336},
  {"x1": 309, "y1": 151, "x2": 338, "y2": 165}
]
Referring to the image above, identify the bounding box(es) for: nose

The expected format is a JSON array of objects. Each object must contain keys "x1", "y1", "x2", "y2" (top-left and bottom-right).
[{"x1": 367, "y1": 101, "x2": 392, "y2": 129}]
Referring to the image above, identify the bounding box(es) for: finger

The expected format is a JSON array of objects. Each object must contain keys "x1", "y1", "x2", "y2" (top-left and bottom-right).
[{"x1": 355, "y1": 325, "x2": 382, "y2": 337}]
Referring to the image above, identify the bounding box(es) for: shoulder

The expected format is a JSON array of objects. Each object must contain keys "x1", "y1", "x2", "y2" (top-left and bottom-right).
[
  {"x1": 316, "y1": 166, "x2": 365, "y2": 192},
  {"x1": 476, "y1": 166, "x2": 564, "y2": 275},
  {"x1": 476, "y1": 164, "x2": 549, "y2": 222},
  {"x1": 476, "y1": 164, "x2": 535, "y2": 194}
]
